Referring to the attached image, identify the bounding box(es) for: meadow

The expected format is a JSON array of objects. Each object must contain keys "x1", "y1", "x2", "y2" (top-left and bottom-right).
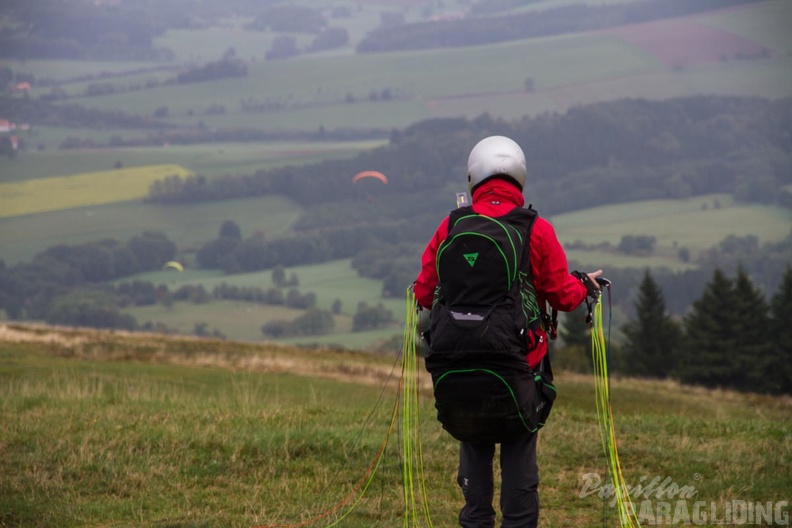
[
  {"x1": 1, "y1": 323, "x2": 790, "y2": 527},
  {"x1": 0, "y1": 164, "x2": 193, "y2": 218},
  {"x1": 551, "y1": 194, "x2": 792, "y2": 251},
  {"x1": 0, "y1": 195, "x2": 304, "y2": 265},
  {"x1": 121, "y1": 258, "x2": 406, "y2": 348}
]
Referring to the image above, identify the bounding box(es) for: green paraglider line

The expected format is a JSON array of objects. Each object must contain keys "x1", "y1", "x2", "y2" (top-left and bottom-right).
[
  {"x1": 590, "y1": 285, "x2": 642, "y2": 528},
  {"x1": 258, "y1": 285, "x2": 639, "y2": 528}
]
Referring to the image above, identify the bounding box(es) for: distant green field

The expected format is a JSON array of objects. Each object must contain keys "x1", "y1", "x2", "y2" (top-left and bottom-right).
[
  {"x1": 29, "y1": 69, "x2": 177, "y2": 100},
  {"x1": 120, "y1": 258, "x2": 407, "y2": 348},
  {"x1": 552, "y1": 194, "x2": 792, "y2": 250},
  {"x1": 154, "y1": 26, "x2": 316, "y2": 64},
  {"x1": 56, "y1": 33, "x2": 663, "y2": 126},
  {"x1": 0, "y1": 195, "x2": 304, "y2": 265},
  {"x1": 123, "y1": 299, "x2": 403, "y2": 350},
  {"x1": 0, "y1": 139, "x2": 385, "y2": 182},
  {"x1": 9, "y1": 0, "x2": 792, "y2": 142},
  {"x1": 8, "y1": 1, "x2": 788, "y2": 138},
  {"x1": 565, "y1": 248, "x2": 696, "y2": 272},
  {"x1": 123, "y1": 300, "x2": 353, "y2": 343},
  {"x1": 53, "y1": 34, "x2": 792, "y2": 134},
  {"x1": 166, "y1": 99, "x2": 431, "y2": 131}
]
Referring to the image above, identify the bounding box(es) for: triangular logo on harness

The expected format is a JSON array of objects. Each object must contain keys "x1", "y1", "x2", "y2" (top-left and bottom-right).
[{"x1": 463, "y1": 253, "x2": 479, "y2": 267}]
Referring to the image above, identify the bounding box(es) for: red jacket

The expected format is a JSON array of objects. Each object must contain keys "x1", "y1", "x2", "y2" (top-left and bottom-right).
[{"x1": 414, "y1": 178, "x2": 587, "y2": 369}]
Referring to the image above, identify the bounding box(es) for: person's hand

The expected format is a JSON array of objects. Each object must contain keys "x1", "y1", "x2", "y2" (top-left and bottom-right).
[{"x1": 587, "y1": 269, "x2": 603, "y2": 290}]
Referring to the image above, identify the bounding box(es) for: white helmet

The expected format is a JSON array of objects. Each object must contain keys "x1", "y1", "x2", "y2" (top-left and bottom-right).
[{"x1": 467, "y1": 135, "x2": 527, "y2": 192}]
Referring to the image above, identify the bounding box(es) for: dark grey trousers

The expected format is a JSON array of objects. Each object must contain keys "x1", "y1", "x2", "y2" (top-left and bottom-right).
[{"x1": 457, "y1": 431, "x2": 539, "y2": 528}]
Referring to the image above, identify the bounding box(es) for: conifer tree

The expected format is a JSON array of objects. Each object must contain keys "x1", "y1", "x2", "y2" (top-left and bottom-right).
[
  {"x1": 554, "y1": 304, "x2": 592, "y2": 373},
  {"x1": 731, "y1": 268, "x2": 770, "y2": 392},
  {"x1": 767, "y1": 266, "x2": 792, "y2": 394},
  {"x1": 677, "y1": 269, "x2": 740, "y2": 388},
  {"x1": 560, "y1": 304, "x2": 590, "y2": 348},
  {"x1": 621, "y1": 269, "x2": 682, "y2": 378}
]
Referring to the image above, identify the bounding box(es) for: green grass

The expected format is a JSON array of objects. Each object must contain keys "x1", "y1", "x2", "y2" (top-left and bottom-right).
[{"x1": 0, "y1": 325, "x2": 790, "y2": 527}]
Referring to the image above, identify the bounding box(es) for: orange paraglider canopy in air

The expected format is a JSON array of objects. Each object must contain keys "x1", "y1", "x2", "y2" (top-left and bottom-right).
[{"x1": 352, "y1": 171, "x2": 388, "y2": 184}]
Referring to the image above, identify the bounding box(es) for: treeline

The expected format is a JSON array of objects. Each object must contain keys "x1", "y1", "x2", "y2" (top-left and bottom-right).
[
  {"x1": 39, "y1": 278, "x2": 323, "y2": 336},
  {"x1": 0, "y1": 232, "x2": 176, "y2": 321},
  {"x1": 564, "y1": 231, "x2": 792, "y2": 320},
  {"x1": 0, "y1": 227, "x2": 332, "y2": 333},
  {"x1": 194, "y1": 218, "x2": 420, "y2": 275},
  {"x1": 246, "y1": 6, "x2": 327, "y2": 34},
  {"x1": 0, "y1": 95, "x2": 170, "y2": 130},
  {"x1": 0, "y1": 217, "x2": 403, "y2": 336},
  {"x1": 615, "y1": 267, "x2": 792, "y2": 395},
  {"x1": 0, "y1": 1, "x2": 178, "y2": 60},
  {"x1": 145, "y1": 96, "x2": 792, "y2": 215},
  {"x1": 0, "y1": 1, "x2": 351, "y2": 62},
  {"x1": 351, "y1": 243, "x2": 426, "y2": 299},
  {"x1": 176, "y1": 59, "x2": 248, "y2": 84},
  {"x1": 0, "y1": 94, "x2": 383, "y2": 152},
  {"x1": 357, "y1": 0, "x2": 763, "y2": 53}
]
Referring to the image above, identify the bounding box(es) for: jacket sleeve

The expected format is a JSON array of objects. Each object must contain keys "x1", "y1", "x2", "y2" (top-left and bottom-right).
[
  {"x1": 530, "y1": 218, "x2": 587, "y2": 312},
  {"x1": 414, "y1": 217, "x2": 450, "y2": 309}
]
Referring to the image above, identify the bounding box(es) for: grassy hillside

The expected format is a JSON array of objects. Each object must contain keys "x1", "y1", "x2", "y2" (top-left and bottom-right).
[{"x1": 1, "y1": 323, "x2": 789, "y2": 527}]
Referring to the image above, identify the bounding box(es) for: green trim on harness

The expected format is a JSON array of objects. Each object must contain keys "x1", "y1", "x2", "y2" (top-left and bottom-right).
[{"x1": 436, "y1": 213, "x2": 522, "y2": 292}]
